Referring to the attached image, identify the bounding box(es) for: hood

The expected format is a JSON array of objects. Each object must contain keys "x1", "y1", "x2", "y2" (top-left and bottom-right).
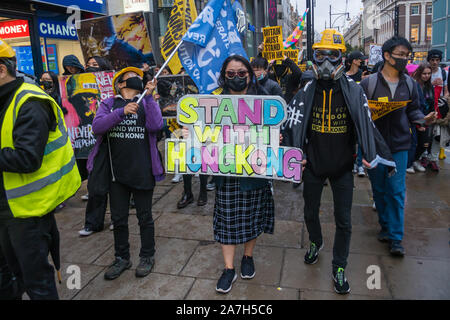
[{"x1": 62, "y1": 55, "x2": 85, "y2": 74}]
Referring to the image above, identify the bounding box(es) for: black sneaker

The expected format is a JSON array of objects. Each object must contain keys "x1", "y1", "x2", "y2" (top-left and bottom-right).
[
  {"x1": 304, "y1": 242, "x2": 323, "y2": 264},
  {"x1": 135, "y1": 256, "x2": 155, "y2": 278},
  {"x1": 389, "y1": 240, "x2": 405, "y2": 257},
  {"x1": 216, "y1": 268, "x2": 237, "y2": 294},
  {"x1": 104, "y1": 257, "x2": 132, "y2": 280},
  {"x1": 240, "y1": 256, "x2": 255, "y2": 279},
  {"x1": 377, "y1": 229, "x2": 390, "y2": 243},
  {"x1": 332, "y1": 267, "x2": 351, "y2": 294}
]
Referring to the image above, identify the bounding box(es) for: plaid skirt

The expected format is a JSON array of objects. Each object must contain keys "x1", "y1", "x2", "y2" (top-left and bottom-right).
[{"x1": 213, "y1": 178, "x2": 275, "y2": 245}]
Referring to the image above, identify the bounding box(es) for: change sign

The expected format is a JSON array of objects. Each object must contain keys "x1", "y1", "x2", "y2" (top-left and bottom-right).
[
  {"x1": 262, "y1": 26, "x2": 284, "y2": 61},
  {"x1": 165, "y1": 95, "x2": 304, "y2": 182}
]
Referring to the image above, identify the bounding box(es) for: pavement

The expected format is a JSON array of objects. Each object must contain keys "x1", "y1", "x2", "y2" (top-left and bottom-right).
[{"x1": 51, "y1": 148, "x2": 450, "y2": 300}]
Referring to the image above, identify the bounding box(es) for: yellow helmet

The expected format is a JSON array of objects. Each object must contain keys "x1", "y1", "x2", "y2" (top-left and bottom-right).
[
  {"x1": 0, "y1": 38, "x2": 15, "y2": 59},
  {"x1": 112, "y1": 66, "x2": 144, "y2": 95},
  {"x1": 312, "y1": 29, "x2": 346, "y2": 53},
  {"x1": 65, "y1": 73, "x2": 99, "y2": 97}
]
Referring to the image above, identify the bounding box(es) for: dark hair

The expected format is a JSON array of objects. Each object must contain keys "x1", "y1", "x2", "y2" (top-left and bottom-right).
[
  {"x1": 0, "y1": 57, "x2": 16, "y2": 77},
  {"x1": 413, "y1": 62, "x2": 433, "y2": 90},
  {"x1": 218, "y1": 55, "x2": 258, "y2": 92},
  {"x1": 87, "y1": 56, "x2": 113, "y2": 71},
  {"x1": 250, "y1": 56, "x2": 268, "y2": 70},
  {"x1": 382, "y1": 36, "x2": 412, "y2": 60},
  {"x1": 41, "y1": 71, "x2": 60, "y2": 98},
  {"x1": 427, "y1": 49, "x2": 443, "y2": 62}
]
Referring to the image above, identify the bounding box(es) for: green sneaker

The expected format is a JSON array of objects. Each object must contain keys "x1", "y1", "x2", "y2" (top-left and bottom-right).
[
  {"x1": 333, "y1": 267, "x2": 350, "y2": 294},
  {"x1": 304, "y1": 242, "x2": 323, "y2": 264}
]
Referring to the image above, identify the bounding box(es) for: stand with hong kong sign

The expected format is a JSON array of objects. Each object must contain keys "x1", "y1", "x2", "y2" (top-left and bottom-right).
[
  {"x1": 165, "y1": 95, "x2": 304, "y2": 183},
  {"x1": 262, "y1": 26, "x2": 284, "y2": 61}
]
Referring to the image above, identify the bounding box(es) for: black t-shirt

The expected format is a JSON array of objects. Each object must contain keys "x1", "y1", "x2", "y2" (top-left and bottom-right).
[
  {"x1": 305, "y1": 80, "x2": 356, "y2": 178},
  {"x1": 347, "y1": 69, "x2": 363, "y2": 82},
  {"x1": 108, "y1": 97, "x2": 155, "y2": 190}
]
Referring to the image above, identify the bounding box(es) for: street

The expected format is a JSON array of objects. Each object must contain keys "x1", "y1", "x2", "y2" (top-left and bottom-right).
[{"x1": 53, "y1": 147, "x2": 450, "y2": 300}]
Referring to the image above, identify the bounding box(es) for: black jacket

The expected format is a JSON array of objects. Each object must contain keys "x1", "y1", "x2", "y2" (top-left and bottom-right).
[
  {"x1": 283, "y1": 76, "x2": 396, "y2": 175},
  {"x1": 0, "y1": 79, "x2": 55, "y2": 220},
  {"x1": 258, "y1": 75, "x2": 283, "y2": 97},
  {"x1": 360, "y1": 71, "x2": 425, "y2": 153},
  {"x1": 268, "y1": 58, "x2": 302, "y2": 104},
  {"x1": 62, "y1": 55, "x2": 85, "y2": 75}
]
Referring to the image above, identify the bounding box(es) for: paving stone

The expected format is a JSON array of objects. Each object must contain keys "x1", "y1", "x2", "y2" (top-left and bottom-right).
[
  {"x1": 155, "y1": 213, "x2": 214, "y2": 241},
  {"x1": 57, "y1": 263, "x2": 106, "y2": 300},
  {"x1": 281, "y1": 249, "x2": 391, "y2": 298},
  {"x1": 258, "y1": 220, "x2": 302, "y2": 248},
  {"x1": 93, "y1": 235, "x2": 199, "y2": 276},
  {"x1": 380, "y1": 256, "x2": 450, "y2": 299},
  {"x1": 186, "y1": 279, "x2": 299, "y2": 300},
  {"x1": 74, "y1": 271, "x2": 195, "y2": 300},
  {"x1": 402, "y1": 227, "x2": 450, "y2": 259},
  {"x1": 55, "y1": 208, "x2": 86, "y2": 230}
]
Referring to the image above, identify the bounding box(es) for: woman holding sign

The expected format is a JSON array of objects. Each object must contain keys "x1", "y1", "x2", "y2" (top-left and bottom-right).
[{"x1": 212, "y1": 56, "x2": 274, "y2": 294}]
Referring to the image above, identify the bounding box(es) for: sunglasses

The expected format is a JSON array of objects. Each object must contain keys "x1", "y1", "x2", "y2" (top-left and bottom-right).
[
  {"x1": 225, "y1": 70, "x2": 248, "y2": 79},
  {"x1": 313, "y1": 49, "x2": 342, "y2": 63}
]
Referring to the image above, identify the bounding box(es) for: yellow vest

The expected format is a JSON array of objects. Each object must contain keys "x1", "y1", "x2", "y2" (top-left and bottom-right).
[{"x1": 1, "y1": 82, "x2": 81, "y2": 218}]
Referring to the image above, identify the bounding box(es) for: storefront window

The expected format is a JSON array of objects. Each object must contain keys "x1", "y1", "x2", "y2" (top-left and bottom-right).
[{"x1": 410, "y1": 24, "x2": 419, "y2": 44}]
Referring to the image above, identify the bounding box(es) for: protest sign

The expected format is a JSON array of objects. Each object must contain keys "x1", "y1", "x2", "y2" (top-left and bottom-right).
[
  {"x1": 77, "y1": 12, "x2": 153, "y2": 70},
  {"x1": 59, "y1": 71, "x2": 114, "y2": 158},
  {"x1": 165, "y1": 95, "x2": 304, "y2": 182},
  {"x1": 368, "y1": 44, "x2": 382, "y2": 66},
  {"x1": 367, "y1": 100, "x2": 411, "y2": 121},
  {"x1": 157, "y1": 74, "x2": 199, "y2": 118},
  {"x1": 262, "y1": 26, "x2": 284, "y2": 61},
  {"x1": 284, "y1": 49, "x2": 299, "y2": 64}
]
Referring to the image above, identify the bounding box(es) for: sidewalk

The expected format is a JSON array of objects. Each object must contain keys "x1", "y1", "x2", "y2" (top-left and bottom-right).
[{"x1": 53, "y1": 155, "x2": 450, "y2": 300}]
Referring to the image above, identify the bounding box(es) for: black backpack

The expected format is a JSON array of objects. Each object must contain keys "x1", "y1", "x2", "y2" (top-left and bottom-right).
[{"x1": 366, "y1": 72, "x2": 414, "y2": 101}]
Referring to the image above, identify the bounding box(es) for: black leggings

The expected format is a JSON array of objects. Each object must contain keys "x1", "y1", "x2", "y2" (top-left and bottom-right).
[{"x1": 183, "y1": 174, "x2": 208, "y2": 195}]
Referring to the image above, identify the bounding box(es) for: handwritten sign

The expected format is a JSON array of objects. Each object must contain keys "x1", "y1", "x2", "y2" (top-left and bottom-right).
[
  {"x1": 368, "y1": 100, "x2": 411, "y2": 120},
  {"x1": 165, "y1": 95, "x2": 304, "y2": 182},
  {"x1": 262, "y1": 26, "x2": 284, "y2": 61},
  {"x1": 369, "y1": 44, "x2": 383, "y2": 67},
  {"x1": 284, "y1": 49, "x2": 299, "y2": 64}
]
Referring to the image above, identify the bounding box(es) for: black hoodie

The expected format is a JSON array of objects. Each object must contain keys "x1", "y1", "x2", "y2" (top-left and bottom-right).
[{"x1": 62, "y1": 55, "x2": 85, "y2": 75}]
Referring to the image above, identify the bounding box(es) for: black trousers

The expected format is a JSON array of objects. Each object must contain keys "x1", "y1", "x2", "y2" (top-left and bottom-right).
[
  {"x1": 183, "y1": 174, "x2": 208, "y2": 195},
  {"x1": 303, "y1": 169, "x2": 354, "y2": 269},
  {"x1": 76, "y1": 158, "x2": 89, "y2": 181},
  {"x1": 0, "y1": 212, "x2": 58, "y2": 300},
  {"x1": 414, "y1": 127, "x2": 432, "y2": 161},
  {"x1": 84, "y1": 194, "x2": 108, "y2": 231},
  {"x1": 110, "y1": 182, "x2": 155, "y2": 260}
]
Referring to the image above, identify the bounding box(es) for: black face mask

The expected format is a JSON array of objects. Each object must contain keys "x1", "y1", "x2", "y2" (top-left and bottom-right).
[
  {"x1": 225, "y1": 76, "x2": 248, "y2": 92},
  {"x1": 123, "y1": 77, "x2": 144, "y2": 92},
  {"x1": 41, "y1": 81, "x2": 53, "y2": 91},
  {"x1": 85, "y1": 66, "x2": 100, "y2": 73},
  {"x1": 391, "y1": 56, "x2": 408, "y2": 72}
]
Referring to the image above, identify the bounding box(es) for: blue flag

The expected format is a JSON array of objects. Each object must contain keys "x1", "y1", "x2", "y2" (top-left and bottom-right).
[{"x1": 178, "y1": 0, "x2": 248, "y2": 94}]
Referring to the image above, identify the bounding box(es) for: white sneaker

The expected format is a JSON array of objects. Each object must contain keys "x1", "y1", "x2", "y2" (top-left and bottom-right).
[
  {"x1": 406, "y1": 167, "x2": 415, "y2": 174},
  {"x1": 109, "y1": 224, "x2": 114, "y2": 231},
  {"x1": 372, "y1": 202, "x2": 377, "y2": 211},
  {"x1": 357, "y1": 166, "x2": 365, "y2": 177},
  {"x1": 171, "y1": 174, "x2": 183, "y2": 183},
  {"x1": 412, "y1": 161, "x2": 426, "y2": 172},
  {"x1": 81, "y1": 193, "x2": 89, "y2": 201},
  {"x1": 79, "y1": 228, "x2": 94, "y2": 236},
  {"x1": 352, "y1": 163, "x2": 358, "y2": 174}
]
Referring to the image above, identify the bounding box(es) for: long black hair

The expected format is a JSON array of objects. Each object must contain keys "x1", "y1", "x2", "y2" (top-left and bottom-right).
[
  {"x1": 42, "y1": 71, "x2": 60, "y2": 99},
  {"x1": 218, "y1": 55, "x2": 259, "y2": 93},
  {"x1": 86, "y1": 56, "x2": 113, "y2": 71}
]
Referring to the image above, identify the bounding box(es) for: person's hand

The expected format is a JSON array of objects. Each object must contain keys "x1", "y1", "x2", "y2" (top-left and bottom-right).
[
  {"x1": 124, "y1": 102, "x2": 139, "y2": 115},
  {"x1": 424, "y1": 111, "x2": 437, "y2": 125},
  {"x1": 182, "y1": 126, "x2": 190, "y2": 139},
  {"x1": 362, "y1": 159, "x2": 372, "y2": 169},
  {"x1": 258, "y1": 42, "x2": 264, "y2": 53},
  {"x1": 432, "y1": 78, "x2": 443, "y2": 86},
  {"x1": 145, "y1": 78, "x2": 157, "y2": 95},
  {"x1": 301, "y1": 159, "x2": 307, "y2": 172},
  {"x1": 417, "y1": 126, "x2": 426, "y2": 132},
  {"x1": 279, "y1": 134, "x2": 283, "y2": 144}
]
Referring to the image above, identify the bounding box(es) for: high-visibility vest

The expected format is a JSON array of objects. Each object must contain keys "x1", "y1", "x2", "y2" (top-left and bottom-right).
[{"x1": 1, "y1": 82, "x2": 81, "y2": 218}]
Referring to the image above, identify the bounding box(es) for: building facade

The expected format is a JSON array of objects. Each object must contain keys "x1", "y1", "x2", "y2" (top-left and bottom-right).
[
  {"x1": 344, "y1": 15, "x2": 363, "y2": 49},
  {"x1": 432, "y1": 0, "x2": 449, "y2": 61}
]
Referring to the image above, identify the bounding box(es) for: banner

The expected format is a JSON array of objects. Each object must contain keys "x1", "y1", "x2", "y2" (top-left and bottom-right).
[
  {"x1": 284, "y1": 49, "x2": 299, "y2": 64},
  {"x1": 77, "y1": 12, "x2": 153, "y2": 71},
  {"x1": 59, "y1": 71, "x2": 114, "y2": 158},
  {"x1": 165, "y1": 95, "x2": 304, "y2": 182},
  {"x1": 161, "y1": 0, "x2": 198, "y2": 75},
  {"x1": 283, "y1": 8, "x2": 309, "y2": 49},
  {"x1": 178, "y1": 0, "x2": 248, "y2": 94},
  {"x1": 262, "y1": 26, "x2": 284, "y2": 61},
  {"x1": 157, "y1": 74, "x2": 199, "y2": 118},
  {"x1": 367, "y1": 100, "x2": 411, "y2": 121}
]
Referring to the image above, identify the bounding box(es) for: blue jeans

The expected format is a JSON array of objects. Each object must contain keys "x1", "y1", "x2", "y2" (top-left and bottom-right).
[
  {"x1": 356, "y1": 145, "x2": 363, "y2": 167},
  {"x1": 368, "y1": 151, "x2": 407, "y2": 241}
]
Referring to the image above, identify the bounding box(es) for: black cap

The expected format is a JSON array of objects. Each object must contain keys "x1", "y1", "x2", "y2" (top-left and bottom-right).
[
  {"x1": 347, "y1": 51, "x2": 368, "y2": 63},
  {"x1": 427, "y1": 49, "x2": 443, "y2": 61}
]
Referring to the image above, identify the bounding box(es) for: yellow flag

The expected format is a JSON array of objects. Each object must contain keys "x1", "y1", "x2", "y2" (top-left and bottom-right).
[{"x1": 161, "y1": 0, "x2": 197, "y2": 75}]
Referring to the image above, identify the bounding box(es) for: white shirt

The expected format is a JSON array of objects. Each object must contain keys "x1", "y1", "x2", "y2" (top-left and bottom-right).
[{"x1": 431, "y1": 67, "x2": 448, "y2": 97}]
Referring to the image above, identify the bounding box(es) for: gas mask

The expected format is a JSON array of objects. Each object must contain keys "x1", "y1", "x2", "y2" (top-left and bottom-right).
[{"x1": 312, "y1": 49, "x2": 345, "y2": 81}]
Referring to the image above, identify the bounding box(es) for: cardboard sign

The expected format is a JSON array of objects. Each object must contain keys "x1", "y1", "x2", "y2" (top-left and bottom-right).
[
  {"x1": 59, "y1": 71, "x2": 114, "y2": 158},
  {"x1": 284, "y1": 49, "x2": 299, "y2": 64},
  {"x1": 165, "y1": 95, "x2": 304, "y2": 182},
  {"x1": 367, "y1": 100, "x2": 411, "y2": 121},
  {"x1": 262, "y1": 26, "x2": 284, "y2": 61},
  {"x1": 157, "y1": 74, "x2": 199, "y2": 118}
]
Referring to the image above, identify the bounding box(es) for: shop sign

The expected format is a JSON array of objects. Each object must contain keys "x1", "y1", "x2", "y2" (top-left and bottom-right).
[
  {"x1": 0, "y1": 20, "x2": 30, "y2": 39},
  {"x1": 32, "y1": 0, "x2": 108, "y2": 15},
  {"x1": 124, "y1": 0, "x2": 150, "y2": 13},
  {"x1": 38, "y1": 18, "x2": 78, "y2": 40}
]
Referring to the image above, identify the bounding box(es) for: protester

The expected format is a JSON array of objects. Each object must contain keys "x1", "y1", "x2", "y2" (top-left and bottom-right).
[
  {"x1": 62, "y1": 54, "x2": 85, "y2": 75},
  {"x1": 40, "y1": 71, "x2": 64, "y2": 113},
  {"x1": 0, "y1": 38, "x2": 81, "y2": 299},
  {"x1": 360, "y1": 36, "x2": 436, "y2": 257},
  {"x1": 285, "y1": 29, "x2": 396, "y2": 294},
  {"x1": 345, "y1": 51, "x2": 369, "y2": 83},
  {"x1": 268, "y1": 55, "x2": 302, "y2": 104},
  {"x1": 204, "y1": 55, "x2": 274, "y2": 294},
  {"x1": 89, "y1": 67, "x2": 163, "y2": 280},
  {"x1": 85, "y1": 56, "x2": 113, "y2": 73},
  {"x1": 251, "y1": 56, "x2": 283, "y2": 96}
]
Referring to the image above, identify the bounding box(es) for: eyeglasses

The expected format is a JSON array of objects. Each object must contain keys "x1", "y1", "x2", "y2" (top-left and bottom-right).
[
  {"x1": 391, "y1": 52, "x2": 411, "y2": 59},
  {"x1": 313, "y1": 49, "x2": 342, "y2": 63},
  {"x1": 225, "y1": 70, "x2": 248, "y2": 79}
]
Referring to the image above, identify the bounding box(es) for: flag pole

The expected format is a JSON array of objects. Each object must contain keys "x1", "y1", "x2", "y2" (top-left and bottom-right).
[{"x1": 137, "y1": 40, "x2": 185, "y2": 103}]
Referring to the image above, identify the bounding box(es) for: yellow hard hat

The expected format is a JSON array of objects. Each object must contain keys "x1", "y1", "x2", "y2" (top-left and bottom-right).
[
  {"x1": 65, "y1": 73, "x2": 99, "y2": 97},
  {"x1": 112, "y1": 67, "x2": 144, "y2": 95},
  {"x1": 0, "y1": 38, "x2": 15, "y2": 59},
  {"x1": 312, "y1": 29, "x2": 346, "y2": 53}
]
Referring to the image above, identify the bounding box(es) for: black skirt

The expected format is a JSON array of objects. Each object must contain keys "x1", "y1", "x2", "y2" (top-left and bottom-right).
[{"x1": 213, "y1": 178, "x2": 275, "y2": 245}]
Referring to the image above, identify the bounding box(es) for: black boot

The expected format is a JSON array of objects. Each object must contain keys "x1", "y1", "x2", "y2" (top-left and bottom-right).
[{"x1": 177, "y1": 193, "x2": 194, "y2": 209}]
